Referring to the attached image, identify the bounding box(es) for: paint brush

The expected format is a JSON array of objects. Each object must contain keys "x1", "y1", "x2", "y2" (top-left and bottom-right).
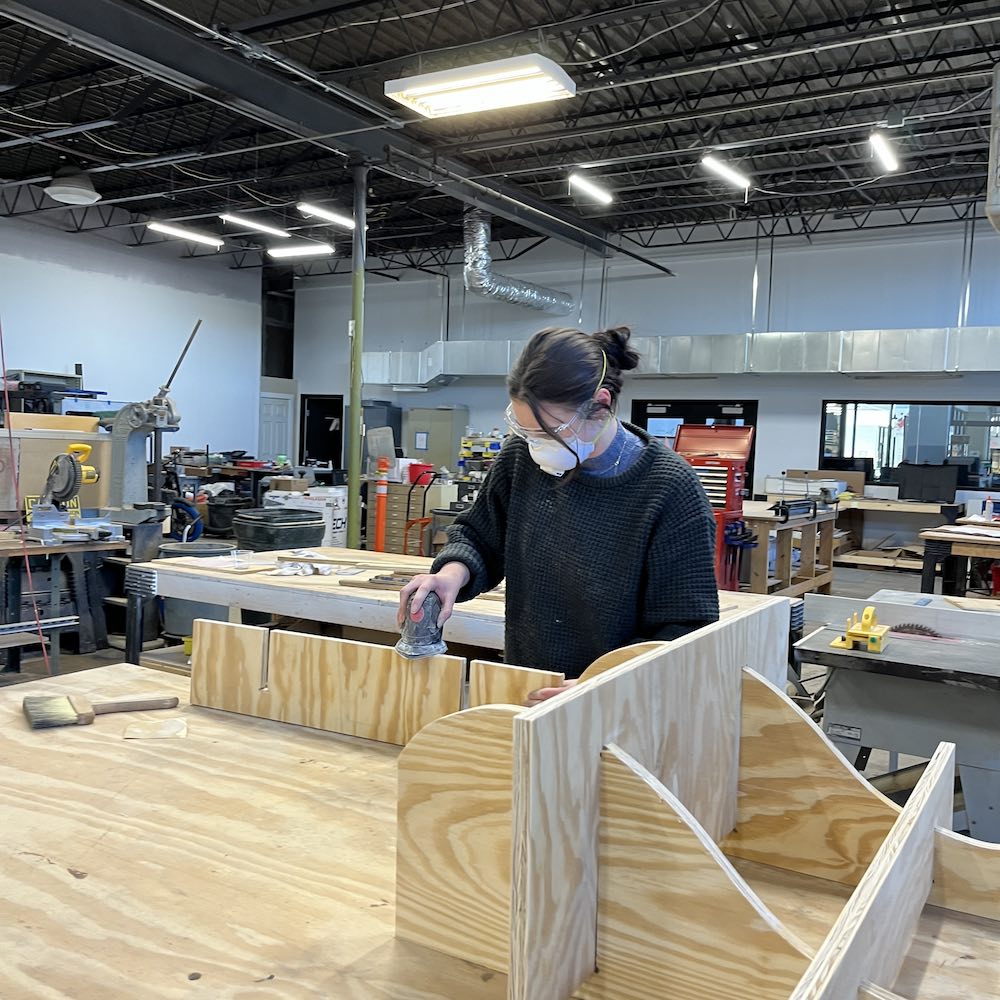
[{"x1": 22, "y1": 694, "x2": 179, "y2": 729}]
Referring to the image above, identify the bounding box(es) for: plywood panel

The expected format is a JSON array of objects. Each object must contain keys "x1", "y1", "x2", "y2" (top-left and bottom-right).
[
  {"x1": 575, "y1": 745, "x2": 810, "y2": 1000},
  {"x1": 266, "y1": 630, "x2": 463, "y2": 745},
  {"x1": 0, "y1": 663, "x2": 505, "y2": 999},
  {"x1": 396, "y1": 706, "x2": 518, "y2": 972},
  {"x1": 8, "y1": 412, "x2": 98, "y2": 432},
  {"x1": 722, "y1": 669, "x2": 1000, "y2": 922},
  {"x1": 468, "y1": 661, "x2": 564, "y2": 709},
  {"x1": 190, "y1": 619, "x2": 270, "y2": 715},
  {"x1": 721, "y1": 670, "x2": 898, "y2": 885},
  {"x1": 192, "y1": 623, "x2": 463, "y2": 745},
  {"x1": 788, "y1": 742, "x2": 956, "y2": 1000},
  {"x1": 510, "y1": 598, "x2": 791, "y2": 1000}
]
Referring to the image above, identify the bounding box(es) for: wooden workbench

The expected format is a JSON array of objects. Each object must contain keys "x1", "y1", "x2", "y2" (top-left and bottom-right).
[
  {"x1": 128, "y1": 547, "x2": 508, "y2": 652},
  {"x1": 919, "y1": 524, "x2": 1000, "y2": 595},
  {"x1": 832, "y1": 498, "x2": 965, "y2": 572},
  {"x1": 128, "y1": 548, "x2": 779, "y2": 661},
  {"x1": 0, "y1": 663, "x2": 506, "y2": 999},
  {"x1": 740, "y1": 502, "x2": 837, "y2": 598},
  {"x1": 0, "y1": 537, "x2": 128, "y2": 672}
]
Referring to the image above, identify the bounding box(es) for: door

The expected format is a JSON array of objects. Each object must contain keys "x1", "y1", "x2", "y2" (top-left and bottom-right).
[
  {"x1": 258, "y1": 393, "x2": 294, "y2": 462},
  {"x1": 299, "y1": 394, "x2": 345, "y2": 467}
]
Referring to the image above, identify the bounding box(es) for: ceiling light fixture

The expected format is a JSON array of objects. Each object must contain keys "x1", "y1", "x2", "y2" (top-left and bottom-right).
[
  {"x1": 869, "y1": 131, "x2": 899, "y2": 173},
  {"x1": 701, "y1": 154, "x2": 752, "y2": 191},
  {"x1": 45, "y1": 167, "x2": 101, "y2": 206},
  {"x1": 297, "y1": 202, "x2": 355, "y2": 229},
  {"x1": 384, "y1": 53, "x2": 576, "y2": 119},
  {"x1": 219, "y1": 213, "x2": 291, "y2": 238},
  {"x1": 267, "y1": 242, "x2": 335, "y2": 259},
  {"x1": 147, "y1": 221, "x2": 224, "y2": 248},
  {"x1": 568, "y1": 172, "x2": 613, "y2": 205}
]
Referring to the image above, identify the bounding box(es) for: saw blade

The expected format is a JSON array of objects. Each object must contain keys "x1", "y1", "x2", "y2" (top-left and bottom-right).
[
  {"x1": 42, "y1": 455, "x2": 83, "y2": 504},
  {"x1": 890, "y1": 623, "x2": 943, "y2": 638}
]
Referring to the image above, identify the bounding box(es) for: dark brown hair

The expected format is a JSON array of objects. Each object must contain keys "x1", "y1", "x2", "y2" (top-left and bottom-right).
[
  {"x1": 507, "y1": 325, "x2": 640, "y2": 422},
  {"x1": 506, "y1": 327, "x2": 641, "y2": 476}
]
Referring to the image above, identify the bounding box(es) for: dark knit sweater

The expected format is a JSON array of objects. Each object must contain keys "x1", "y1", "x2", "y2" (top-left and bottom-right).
[{"x1": 431, "y1": 423, "x2": 719, "y2": 677}]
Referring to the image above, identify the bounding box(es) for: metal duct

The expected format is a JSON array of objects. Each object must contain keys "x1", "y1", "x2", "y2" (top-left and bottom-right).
[{"x1": 463, "y1": 208, "x2": 574, "y2": 315}]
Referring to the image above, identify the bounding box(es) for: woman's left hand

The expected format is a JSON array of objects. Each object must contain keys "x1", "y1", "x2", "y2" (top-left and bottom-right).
[{"x1": 524, "y1": 680, "x2": 577, "y2": 706}]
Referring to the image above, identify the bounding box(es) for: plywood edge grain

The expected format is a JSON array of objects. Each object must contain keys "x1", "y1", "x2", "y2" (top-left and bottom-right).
[{"x1": 788, "y1": 743, "x2": 956, "y2": 1000}]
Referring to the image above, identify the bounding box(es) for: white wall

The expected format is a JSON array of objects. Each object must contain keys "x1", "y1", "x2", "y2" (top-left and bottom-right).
[
  {"x1": 294, "y1": 220, "x2": 1000, "y2": 489},
  {"x1": 0, "y1": 218, "x2": 262, "y2": 452}
]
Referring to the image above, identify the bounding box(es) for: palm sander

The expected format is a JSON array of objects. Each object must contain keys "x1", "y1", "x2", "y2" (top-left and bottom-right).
[{"x1": 396, "y1": 592, "x2": 448, "y2": 659}]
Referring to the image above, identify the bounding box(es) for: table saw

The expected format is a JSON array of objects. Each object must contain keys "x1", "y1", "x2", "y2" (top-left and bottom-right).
[{"x1": 799, "y1": 593, "x2": 1000, "y2": 841}]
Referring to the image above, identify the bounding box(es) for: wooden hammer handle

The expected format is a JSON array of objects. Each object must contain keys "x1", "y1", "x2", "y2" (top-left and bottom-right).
[{"x1": 92, "y1": 696, "x2": 180, "y2": 715}]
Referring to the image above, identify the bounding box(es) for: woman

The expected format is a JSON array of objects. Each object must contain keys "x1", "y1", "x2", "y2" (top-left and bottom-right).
[{"x1": 397, "y1": 326, "x2": 719, "y2": 689}]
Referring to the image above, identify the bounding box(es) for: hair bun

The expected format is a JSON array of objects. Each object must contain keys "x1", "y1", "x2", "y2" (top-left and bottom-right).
[{"x1": 593, "y1": 326, "x2": 640, "y2": 373}]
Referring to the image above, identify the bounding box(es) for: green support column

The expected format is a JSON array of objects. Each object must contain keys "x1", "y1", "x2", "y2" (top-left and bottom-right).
[{"x1": 346, "y1": 161, "x2": 369, "y2": 549}]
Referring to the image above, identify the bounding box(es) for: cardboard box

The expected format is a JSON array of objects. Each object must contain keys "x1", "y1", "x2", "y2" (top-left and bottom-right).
[{"x1": 268, "y1": 476, "x2": 308, "y2": 491}]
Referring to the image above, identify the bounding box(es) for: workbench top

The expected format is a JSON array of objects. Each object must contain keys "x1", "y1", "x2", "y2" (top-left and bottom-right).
[
  {"x1": 0, "y1": 538, "x2": 128, "y2": 557},
  {"x1": 0, "y1": 664, "x2": 506, "y2": 999},
  {"x1": 741, "y1": 500, "x2": 839, "y2": 524}
]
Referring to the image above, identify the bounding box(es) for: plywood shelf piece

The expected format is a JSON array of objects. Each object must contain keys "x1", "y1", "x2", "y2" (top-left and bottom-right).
[
  {"x1": 396, "y1": 705, "x2": 518, "y2": 972},
  {"x1": 191, "y1": 622, "x2": 464, "y2": 745},
  {"x1": 574, "y1": 744, "x2": 811, "y2": 1000},
  {"x1": 468, "y1": 660, "x2": 564, "y2": 709},
  {"x1": 788, "y1": 742, "x2": 955, "y2": 1000}
]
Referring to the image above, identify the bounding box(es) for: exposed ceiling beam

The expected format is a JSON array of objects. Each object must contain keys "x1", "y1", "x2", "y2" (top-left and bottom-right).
[
  {"x1": 0, "y1": 0, "x2": 620, "y2": 257},
  {"x1": 227, "y1": 0, "x2": 375, "y2": 34}
]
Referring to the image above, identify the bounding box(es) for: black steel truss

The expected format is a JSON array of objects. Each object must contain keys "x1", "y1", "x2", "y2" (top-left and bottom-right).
[{"x1": 0, "y1": 0, "x2": 997, "y2": 259}]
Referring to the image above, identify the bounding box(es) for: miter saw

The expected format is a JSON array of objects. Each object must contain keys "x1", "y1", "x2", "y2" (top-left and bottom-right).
[{"x1": 27, "y1": 443, "x2": 125, "y2": 545}]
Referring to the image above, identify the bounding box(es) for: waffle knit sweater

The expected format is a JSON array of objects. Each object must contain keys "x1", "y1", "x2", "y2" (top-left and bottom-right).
[{"x1": 431, "y1": 423, "x2": 719, "y2": 677}]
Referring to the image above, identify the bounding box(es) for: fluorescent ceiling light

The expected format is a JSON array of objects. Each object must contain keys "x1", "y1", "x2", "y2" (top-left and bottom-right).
[
  {"x1": 297, "y1": 202, "x2": 355, "y2": 229},
  {"x1": 701, "y1": 154, "x2": 752, "y2": 190},
  {"x1": 267, "y1": 242, "x2": 335, "y2": 259},
  {"x1": 569, "y1": 172, "x2": 613, "y2": 205},
  {"x1": 219, "y1": 213, "x2": 290, "y2": 238},
  {"x1": 384, "y1": 53, "x2": 576, "y2": 119},
  {"x1": 869, "y1": 131, "x2": 899, "y2": 172},
  {"x1": 147, "y1": 221, "x2": 224, "y2": 248}
]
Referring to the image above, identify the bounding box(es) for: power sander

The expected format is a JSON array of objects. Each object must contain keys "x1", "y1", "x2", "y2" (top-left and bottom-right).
[{"x1": 396, "y1": 591, "x2": 448, "y2": 659}]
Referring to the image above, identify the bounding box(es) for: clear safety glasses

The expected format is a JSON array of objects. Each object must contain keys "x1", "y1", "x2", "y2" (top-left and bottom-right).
[{"x1": 503, "y1": 402, "x2": 590, "y2": 441}]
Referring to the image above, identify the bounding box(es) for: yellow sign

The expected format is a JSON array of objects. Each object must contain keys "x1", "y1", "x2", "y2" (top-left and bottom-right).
[{"x1": 23, "y1": 495, "x2": 82, "y2": 522}]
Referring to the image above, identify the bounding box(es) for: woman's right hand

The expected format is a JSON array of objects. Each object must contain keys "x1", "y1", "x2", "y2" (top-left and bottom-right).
[{"x1": 398, "y1": 561, "x2": 471, "y2": 629}]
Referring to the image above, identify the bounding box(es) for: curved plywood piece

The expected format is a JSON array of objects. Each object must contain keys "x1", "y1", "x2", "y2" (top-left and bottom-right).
[
  {"x1": 578, "y1": 642, "x2": 666, "y2": 683},
  {"x1": 576, "y1": 745, "x2": 811, "y2": 1000},
  {"x1": 396, "y1": 705, "x2": 519, "y2": 973},
  {"x1": 721, "y1": 669, "x2": 898, "y2": 885},
  {"x1": 789, "y1": 743, "x2": 955, "y2": 1000},
  {"x1": 724, "y1": 669, "x2": 1000, "y2": 923},
  {"x1": 468, "y1": 660, "x2": 564, "y2": 709}
]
